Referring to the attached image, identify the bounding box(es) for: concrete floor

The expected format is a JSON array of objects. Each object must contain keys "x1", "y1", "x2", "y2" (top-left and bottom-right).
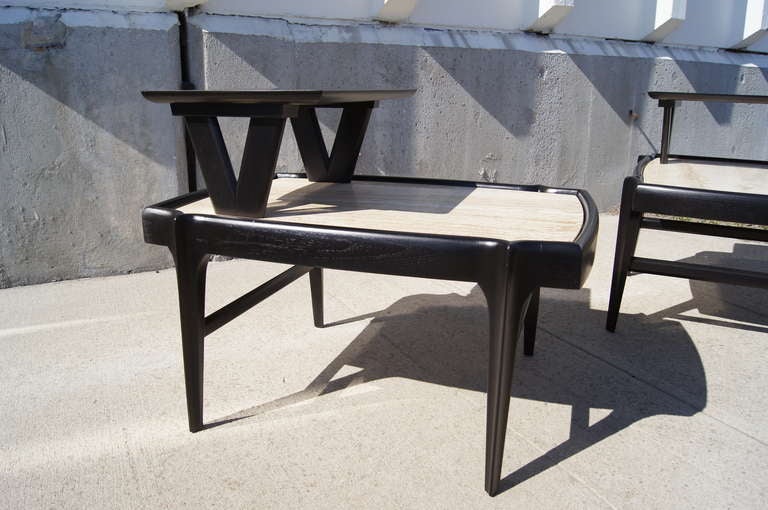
[{"x1": 1, "y1": 214, "x2": 767, "y2": 508}]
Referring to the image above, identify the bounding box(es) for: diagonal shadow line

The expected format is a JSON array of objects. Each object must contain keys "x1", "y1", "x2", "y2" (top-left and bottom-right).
[
  {"x1": 196, "y1": 285, "x2": 706, "y2": 493},
  {"x1": 1, "y1": 15, "x2": 181, "y2": 165},
  {"x1": 203, "y1": 389, "x2": 317, "y2": 429},
  {"x1": 323, "y1": 310, "x2": 380, "y2": 328},
  {"x1": 204, "y1": 367, "x2": 369, "y2": 429},
  {"x1": 645, "y1": 299, "x2": 698, "y2": 321},
  {"x1": 634, "y1": 122, "x2": 659, "y2": 154},
  {"x1": 498, "y1": 408, "x2": 634, "y2": 494},
  {"x1": 641, "y1": 246, "x2": 768, "y2": 329},
  {"x1": 207, "y1": 369, "x2": 642, "y2": 496},
  {"x1": 666, "y1": 314, "x2": 768, "y2": 334},
  {"x1": 206, "y1": 333, "x2": 377, "y2": 429}
]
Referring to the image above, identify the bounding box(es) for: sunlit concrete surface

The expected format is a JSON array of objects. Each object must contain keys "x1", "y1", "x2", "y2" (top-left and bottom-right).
[{"x1": 1, "y1": 214, "x2": 767, "y2": 508}]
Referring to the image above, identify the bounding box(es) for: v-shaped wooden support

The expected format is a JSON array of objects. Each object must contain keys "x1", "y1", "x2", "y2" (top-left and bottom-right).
[
  {"x1": 184, "y1": 116, "x2": 286, "y2": 218},
  {"x1": 290, "y1": 104, "x2": 373, "y2": 182},
  {"x1": 183, "y1": 101, "x2": 376, "y2": 217}
]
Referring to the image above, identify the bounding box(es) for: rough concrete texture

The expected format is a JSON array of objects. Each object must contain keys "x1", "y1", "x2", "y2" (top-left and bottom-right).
[
  {"x1": 0, "y1": 8, "x2": 183, "y2": 288},
  {"x1": 3, "y1": 9, "x2": 768, "y2": 290},
  {"x1": 1, "y1": 214, "x2": 767, "y2": 508},
  {"x1": 188, "y1": 15, "x2": 768, "y2": 211}
]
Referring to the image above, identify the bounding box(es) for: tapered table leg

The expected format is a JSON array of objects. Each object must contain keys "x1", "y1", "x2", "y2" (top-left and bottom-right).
[
  {"x1": 309, "y1": 267, "x2": 324, "y2": 327},
  {"x1": 481, "y1": 269, "x2": 531, "y2": 496},
  {"x1": 606, "y1": 178, "x2": 643, "y2": 332},
  {"x1": 173, "y1": 220, "x2": 210, "y2": 432}
]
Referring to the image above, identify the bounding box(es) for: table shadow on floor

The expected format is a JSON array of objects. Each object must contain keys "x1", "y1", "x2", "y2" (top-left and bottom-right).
[
  {"x1": 640, "y1": 243, "x2": 768, "y2": 331},
  {"x1": 210, "y1": 286, "x2": 706, "y2": 494}
]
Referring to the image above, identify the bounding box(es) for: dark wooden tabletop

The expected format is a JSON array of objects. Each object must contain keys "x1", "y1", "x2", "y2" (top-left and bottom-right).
[
  {"x1": 649, "y1": 91, "x2": 768, "y2": 104},
  {"x1": 142, "y1": 89, "x2": 416, "y2": 105}
]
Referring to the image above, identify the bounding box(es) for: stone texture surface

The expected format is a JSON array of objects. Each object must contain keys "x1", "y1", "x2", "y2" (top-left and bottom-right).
[
  {"x1": 1, "y1": 214, "x2": 767, "y2": 508},
  {"x1": 3, "y1": 9, "x2": 768, "y2": 288},
  {"x1": 0, "y1": 9, "x2": 183, "y2": 288},
  {"x1": 187, "y1": 15, "x2": 768, "y2": 212}
]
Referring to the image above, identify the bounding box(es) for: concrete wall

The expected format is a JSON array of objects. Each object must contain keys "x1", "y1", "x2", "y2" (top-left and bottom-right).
[
  {"x1": 0, "y1": 8, "x2": 183, "y2": 288},
  {"x1": 197, "y1": 0, "x2": 768, "y2": 50},
  {"x1": 2, "y1": 4, "x2": 768, "y2": 288},
  {"x1": 187, "y1": 14, "x2": 768, "y2": 211}
]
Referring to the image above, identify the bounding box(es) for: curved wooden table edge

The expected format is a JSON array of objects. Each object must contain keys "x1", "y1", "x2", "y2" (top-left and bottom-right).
[{"x1": 143, "y1": 175, "x2": 598, "y2": 290}]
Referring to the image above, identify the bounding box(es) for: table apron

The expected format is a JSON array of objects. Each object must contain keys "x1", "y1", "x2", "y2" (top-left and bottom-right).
[{"x1": 171, "y1": 215, "x2": 585, "y2": 288}]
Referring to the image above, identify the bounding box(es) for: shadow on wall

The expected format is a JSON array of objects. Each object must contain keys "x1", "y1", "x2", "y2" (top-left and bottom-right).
[
  {"x1": 213, "y1": 23, "x2": 654, "y2": 186},
  {"x1": 423, "y1": 38, "x2": 659, "y2": 132},
  {"x1": 210, "y1": 20, "x2": 768, "y2": 191},
  {"x1": 423, "y1": 38, "x2": 660, "y2": 192},
  {"x1": 423, "y1": 40, "x2": 541, "y2": 138},
  {"x1": 672, "y1": 60, "x2": 768, "y2": 160},
  {"x1": 0, "y1": 13, "x2": 180, "y2": 165},
  {"x1": 565, "y1": 50, "x2": 654, "y2": 126},
  {"x1": 208, "y1": 286, "x2": 707, "y2": 494},
  {"x1": 676, "y1": 59, "x2": 744, "y2": 124},
  {"x1": 0, "y1": 13, "x2": 181, "y2": 287},
  {"x1": 213, "y1": 31, "x2": 419, "y2": 179}
]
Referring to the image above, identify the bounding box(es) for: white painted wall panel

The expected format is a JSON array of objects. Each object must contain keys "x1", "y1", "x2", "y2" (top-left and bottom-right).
[
  {"x1": 407, "y1": 0, "x2": 537, "y2": 31},
  {"x1": 202, "y1": 0, "x2": 382, "y2": 21},
  {"x1": 529, "y1": 0, "x2": 574, "y2": 33},
  {"x1": 664, "y1": 0, "x2": 749, "y2": 48},
  {"x1": 644, "y1": 0, "x2": 686, "y2": 42},
  {"x1": 735, "y1": 0, "x2": 768, "y2": 48},
  {"x1": 554, "y1": 0, "x2": 657, "y2": 40}
]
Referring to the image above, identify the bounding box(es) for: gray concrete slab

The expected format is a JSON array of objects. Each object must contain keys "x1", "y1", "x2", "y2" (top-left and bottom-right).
[
  {"x1": 1, "y1": 214, "x2": 767, "y2": 508},
  {"x1": 187, "y1": 14, "x2": 768, "y2": 212},
  {"x1": 5, "y1": 8, "x2": 768, "y2": 288},
  {"x1": 0, "y1": 8, "x2": 183, "y2": 288}
]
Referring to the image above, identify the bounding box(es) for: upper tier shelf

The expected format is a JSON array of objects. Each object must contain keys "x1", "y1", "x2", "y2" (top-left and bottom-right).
[{"x1": 142, "y1": 89, "x2": 416, "y2": 105}]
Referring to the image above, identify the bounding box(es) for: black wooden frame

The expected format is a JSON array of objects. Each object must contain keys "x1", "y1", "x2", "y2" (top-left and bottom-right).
[
  {"x1": 607, "y1": 92, "x2": 768, "y2": 331},
  {"x1": 142, "y1": 89, "x2": 598, "y2": 496},
  {"x1": 649, "y1": 91, "x2": 768, "y2": 164},
  {"x1": 143, "y1": 175, "x2": 597, "y2": 496},
  {"x1": 143, "y1": 89, "x2": 414, "y2": 217}
]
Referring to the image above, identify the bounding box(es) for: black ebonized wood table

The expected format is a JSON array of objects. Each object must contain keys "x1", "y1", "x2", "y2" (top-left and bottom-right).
[
  {"x1": 607, "y1": 92, "x2": 768, "y2": 332},
  {"x1": 142, "y1": 89, "x2": 598, "y2": 496}
]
